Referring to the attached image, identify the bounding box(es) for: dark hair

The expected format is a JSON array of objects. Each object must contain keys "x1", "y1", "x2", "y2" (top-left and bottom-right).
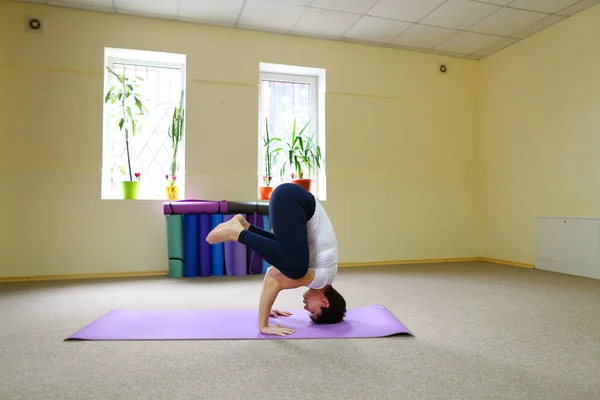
[{"x1": 311, "y1": 286, "x2": 346, "y2": 324}]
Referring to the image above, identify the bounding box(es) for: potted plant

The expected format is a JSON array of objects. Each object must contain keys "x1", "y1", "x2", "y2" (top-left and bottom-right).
[
  {"x1": 104, "y1": 66, "x2": 147, "y2": 200},
  {"x1": 276, "y1": 118, "x2": 322, "y2": 192},
  {"x1": 259, "y1": 118, "x2": 279, "y2": 200},
  {"x1": 166, "y1": 89, "x2": 185, "y2": 200}
]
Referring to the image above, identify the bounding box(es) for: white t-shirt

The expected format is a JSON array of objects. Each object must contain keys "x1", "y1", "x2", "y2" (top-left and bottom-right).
[{"x1": 306, "y1": 201, "x2": 339, "y2": 289}]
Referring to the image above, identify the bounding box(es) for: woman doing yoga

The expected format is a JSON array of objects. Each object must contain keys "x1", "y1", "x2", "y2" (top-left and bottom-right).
[{"x1": 206, "y1": 183, "x2": 346, "y2": 337}]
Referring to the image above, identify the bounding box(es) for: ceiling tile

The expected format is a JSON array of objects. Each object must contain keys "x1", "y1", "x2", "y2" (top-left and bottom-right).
[
  {"x1": 427, "y1": 49, "x2": 471, "y2": 58},
  {"x1": 470, "y1": 36, "x2": 518, "y2": 57},
  {"x1": 238, "y1": 0, "x2": 304, "y2": 31},
  {"x1": 115, "y1": 0, "x2": 178, "y2": 16},
  {"x1": 178, "y1": 0, "x2": 243, "y2": 25},
  {"x1": 310, "y1": 0, "x2": 381, "y2": 14},
  {"x1": 343, "y1": 16, "x2": 412, "y2": 43},
  {"x1": 367, "y1": 0, "x2": 447, "y2": 22},
  {"x1": 510, "y1": 14, "x2": 566, "y2": 38},
  {"x1": 49, "y1": 0, "x2": 113, "y2": 11},
  {"x1": 420, "y1": 0, "x2": 500, "y2": 30},
  {"x1": 268, "y1": 0, "x2": 313, "y2": 4},
  {"x1": 434, "y1": 31, "x2": 502, "y2": 54},
  {"x1": 468, "y1": 7, "x2": 547, "y2": 36},
  {"x1": 556, "y1": 0, "x2": 600, "y2": 15},
  {"x1": 509, "y1": 0, "x2": 580, "y2": 13},
  {"x1": 13, "y1": 0, "x2": 47, "y2": 4},
  {"x1": 391, "y1": 24, "x2": 458, "y2": 49},
  {"x1": 291, "y1": 8, "x2": 362, "y2": 37},
  {"x1": 474, "y1": 0, "x2": 515, "y2": 4}
]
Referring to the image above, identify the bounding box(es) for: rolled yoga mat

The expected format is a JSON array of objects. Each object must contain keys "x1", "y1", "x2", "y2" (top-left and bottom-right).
[
  {"x1": 221, "y1": 214, "x2": 248, "y2": 276},
  {"x1": 233, "y1": 221, "x2": 247, "y2": 277},
  {"x1": 65, "y1": 304, "x2": 413, "y2": 341},
  {"x1": 183, "y1": 214, "x2": 199, "y2": 277},
  {"x1": 224, "y1": 201, "x2": 269, "y2": 215},
  {"x1": 210, "y1": 214, "x2": 224, "y2": 276},
  {"x1": 261, "y1": 215, "x2": 271, "y2": 273},
  {"x1": 163, "y1": 200, "x2": 227, "y2": 215},
  {"x1": 169, "y1": 260, "x2": 184, "y2": 279},
  {"x1": 246, "y1": 213, "x2": 264, "y2": 275},
  {"x1": 198, "y1": 214, "x2": 212, "y2": 277},
  {"x1": 222, "y1": 215, "x2": 236, "y2": 276},
  {"x1": 165, "y1": 215, "x2": 184, "y2": 278}
]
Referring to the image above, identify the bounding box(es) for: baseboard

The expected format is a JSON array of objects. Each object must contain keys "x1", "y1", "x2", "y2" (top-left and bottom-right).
[
  {"x1": 338, "y1": 257, "x2": 480, "y2": 268},
  {"x1": 0, "y1": 257, "x2": 534, "y2": 283},
  {"x1": 479, "y1": 257, "x2": 535, "y2": 269},
  {"x1": 0, "y1": 270, "x2": 168, "y2": 283}
]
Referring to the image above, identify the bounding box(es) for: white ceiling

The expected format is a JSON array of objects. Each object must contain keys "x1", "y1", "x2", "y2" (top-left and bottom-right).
[{"x1": 12, "y1": 0, "x2": 600, "y2": 59}]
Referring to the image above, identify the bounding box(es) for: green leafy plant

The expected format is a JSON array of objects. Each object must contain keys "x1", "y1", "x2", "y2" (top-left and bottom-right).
[
  {"x1": 262, "y1": 118, "x2": 280, "y2": 187},
  {"x1": 274, "y1": 118, "x2": 322, "y2": 181},
  {"x1": 167, "y1": 89, "x2": 185, "y2": 186},
  {"x1": 104, "y1": 66, "x2": 147, "y2": 182}
]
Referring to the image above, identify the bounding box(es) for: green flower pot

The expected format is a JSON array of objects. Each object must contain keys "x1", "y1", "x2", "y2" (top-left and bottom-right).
[{"x1": 121, "y1": 181, "x2": 140, "y2": 200}]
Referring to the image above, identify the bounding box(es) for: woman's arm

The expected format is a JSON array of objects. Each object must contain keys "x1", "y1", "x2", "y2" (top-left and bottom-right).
[{"x1": 257, "y1": 267, "x2": 315, "y2": 336}]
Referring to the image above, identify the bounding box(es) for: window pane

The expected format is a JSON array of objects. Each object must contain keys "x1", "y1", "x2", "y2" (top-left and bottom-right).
[
  {"x1": 259, "y1": 78, "x2": 313, "y2": 187},
  {"x1": 107, "y1": 62, "x2": 183, "y2": 198}
]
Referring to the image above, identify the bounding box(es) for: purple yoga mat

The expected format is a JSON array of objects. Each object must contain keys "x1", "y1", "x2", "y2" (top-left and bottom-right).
[
  {"x1": 246, "y1": 213, "x2": 263, "y2": 274},
  {"x1": 65, "y1": 304, "x2": 412, "y2": 341},
  {"x1": 163, "y1": 200, "x2": 227, "y2": 215}
]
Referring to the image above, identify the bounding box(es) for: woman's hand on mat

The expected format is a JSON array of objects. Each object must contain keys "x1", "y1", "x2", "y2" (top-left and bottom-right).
[
  {"x1": 270, "y1": 309, "x2": 292, "y2": 318},
  {"x1": 260, "y1": 324, "x2": 295, "y2": 337}
]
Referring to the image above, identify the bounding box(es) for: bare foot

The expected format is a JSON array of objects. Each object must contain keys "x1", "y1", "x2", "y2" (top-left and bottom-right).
[
  {"x1": 206, "y1": 217, "x2": 245, "y2": 244},
  {"x1": 233, "y1": 214, "x2": 250, "y2": 230}
]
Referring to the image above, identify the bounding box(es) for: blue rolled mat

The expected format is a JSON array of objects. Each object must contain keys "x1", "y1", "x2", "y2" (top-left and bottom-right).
[
  {"x1": 183, "y1": 214, "x2": 199, "y2": 277},
  {"x1": 199, "y1": 214, "x2": 212, "y2": 277},
  {"x1": 169, "y1": 260, "x2": 184, "y2": 278},
  {"x1": 246, "y1": 213, "x2": 264, "y2": 275},
  {"x1": 210, "y1": 214, "x2": 224, "y2": 276},
  {"x1": 223, "y1": 215, "x2": 235, "y2": 276},
  {"x1": 261, "y1": 215, "x2": 271, "y2": 273}
]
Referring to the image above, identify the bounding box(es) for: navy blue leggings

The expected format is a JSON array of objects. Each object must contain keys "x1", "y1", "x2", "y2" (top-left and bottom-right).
[{"x1": 237, "y1": 183, "x2": 315, "y2": 280}]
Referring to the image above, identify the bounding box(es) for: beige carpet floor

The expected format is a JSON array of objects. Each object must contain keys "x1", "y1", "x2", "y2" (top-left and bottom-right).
[{"x1": 1, "y1": 262, "x2": 599, "y2": 400}]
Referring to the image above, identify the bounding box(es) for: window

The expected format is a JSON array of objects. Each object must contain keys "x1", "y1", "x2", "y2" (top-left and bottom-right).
[
  {"x1": 101, "y1": 48, "x2": 186, "y2": 200},
  {"x1": 258, "y1": 62, "x2": 326, "y2": 200}
]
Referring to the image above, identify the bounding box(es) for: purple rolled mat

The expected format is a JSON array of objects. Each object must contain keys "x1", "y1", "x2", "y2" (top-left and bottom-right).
[
  {"x1": 246, "y1": 213, "x2": 264, "y2": 274},
  {"x1": 198, "y1": 214, "x2": 211, "y2": 277},
  {"x1": 163, "y1": 199, "x2": 227, "y2": 215},
  {"x1": 223, "y1": 215, "x2": 236, "y2": 276},
  {"x1": 233, "y1": 215, "x2": 247, "y2": 276}
]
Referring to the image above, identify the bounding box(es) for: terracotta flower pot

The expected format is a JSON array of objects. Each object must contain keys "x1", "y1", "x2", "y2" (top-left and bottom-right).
[
  {"x1": 258, "y1": 186, "x2": 273, "y2": 200},
  {"x1": 292, "y1": 179, "x2": 311, "y2": 192}
]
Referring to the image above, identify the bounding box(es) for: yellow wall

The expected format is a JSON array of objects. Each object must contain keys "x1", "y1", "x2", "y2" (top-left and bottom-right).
[
  {"x1": 481, "y1": 4, "x2": 600, "y2": 265},
  {"x1": 1, "y1": 0, "x2": 9, "y2": 271},
  {"x1": 1, "y1": 1, "x2": 481, "y2": 277}
]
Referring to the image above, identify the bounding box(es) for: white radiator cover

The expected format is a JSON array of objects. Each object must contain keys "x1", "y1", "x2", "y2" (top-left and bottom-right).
[{"x1": 535, "y1": 216, "x2": 600, "y2": 280}]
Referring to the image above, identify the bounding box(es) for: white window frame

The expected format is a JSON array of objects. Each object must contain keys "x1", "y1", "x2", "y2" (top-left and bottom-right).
[
  {"x1": 258, "y1": 62, "x2": 326, "y2": 200},
  {"x1": 101, "y1": 48, "x2": 187, "y2": 200}
]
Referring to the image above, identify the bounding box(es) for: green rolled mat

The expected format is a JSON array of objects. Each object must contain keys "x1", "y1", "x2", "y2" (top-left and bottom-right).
[
  {"x1": 166, "y1": 215, "x2": 184, "y2": 278},
  {"x1": 169, "y1": 260, "x2": 184, "y2": 278}
]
